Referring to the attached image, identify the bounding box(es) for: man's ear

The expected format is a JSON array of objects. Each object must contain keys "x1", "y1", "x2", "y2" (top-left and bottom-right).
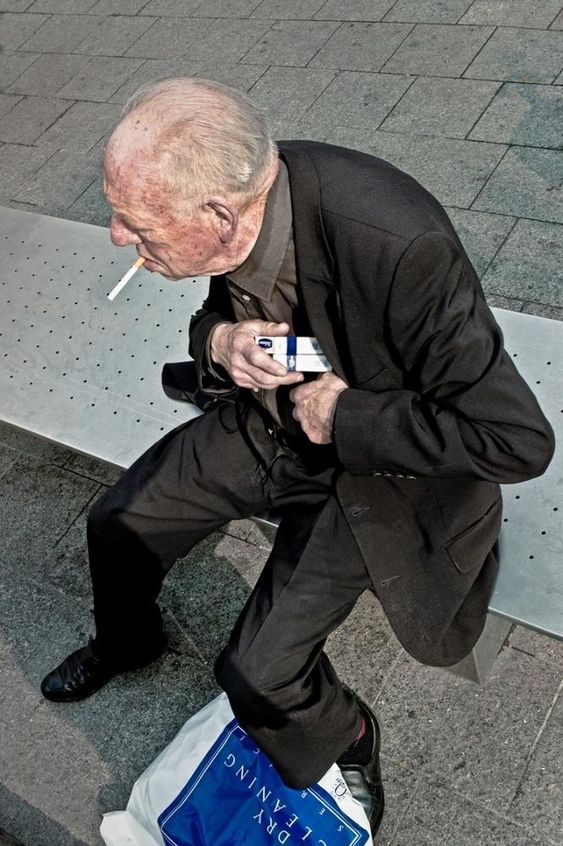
[{"x1": 205, "y1": 198, "x2": 238, "y2": 245}]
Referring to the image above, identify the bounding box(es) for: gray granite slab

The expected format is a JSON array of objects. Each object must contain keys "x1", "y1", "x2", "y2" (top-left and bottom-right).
[
  {"x1": 250, "y1": 0, "x2": 325, "y2": 18},
  {"x1": 0, "y1": 422, "x2": 72, "y2": 465},
  {"x1": 247, "y1": 65, "x2": 336, "y2": 121},
  {"x1": 445, "y1": 207, "x2": 515, "y2": 279},
  {"x1": 520, "y1": 301, "x2": 563, "y2": 321},
  {"x1": 75, "y1": 14, "x2": 156, "y2": 56},
  {"x1": 267, "y1": 115, "x2": 330, "y2": 141},
  {"x1": 473, "y1": 147, "x2": 563, "y2": 224},
  {"x1": 55, "y1": 56, "x2": 145, "y2": 102},
  {"x1": 0, "y1": 0, "x2": 34, "y2": 10},
  {"x1": 6, "y1": 54, "x2": 88, "y2": 97},
  {"x1": 481, "y1": 220, "x2": 563, "y2": 305},
  {"x1": 460, "y1": 0, "x2": 563, "y2": 28},
  {"x1": 90, "y1": 0, "x2": 150, "y2": 12},
  {"x1": 191, "y1": 0, "x2": 262, "y2": 16},
  {"x1": 382, "y1": 23, "x2": 494, "y2": 76},
  {"x1": 551, "y1": 8, "x2": 563, "y2": 28},
  {"x1": 0, "y1": 12, "x2": 49, "y2": 51},
  {"x1": 221, "y1": 517, "x2": 277, "y2": 549},
  {"x1": 27, "y1": 0, "x2": 97, "y2": 10},
  {"x1": 328, "y1": 126, "x2": 507, "y2": 207},
  {"x1": 508, "y1": 627, "x2": 563, "y2": 673},
  {"x1": 508, "y1": 692, "x2": 563, "y2": 845},
  {"x1": 314, "y1": 0, "x2": 395, "y2": 20},
  {"x1": 172, "y1": 16, "x2": 273, "y2": 66},
  {"x1": 241, "y1": 19, "x2": 339, "y2": 66},
  {"x1": 0, "y1": 97, "x2": 71, "y2": 145},
  {"x1": 484, "y1": 294, "x2": 524, "y2": 311},
  {"x1": 138, "y1": 0, "x2": 204, "y2": 15},
  {"x1": 555, "y1": 69, "x2": 563, "y2": 85},
  {"x1": 308, "y1": 21, "x2": 413, "y2": 71},
  {"x1": 17, "y1": 150, "x2": 101, "y2": 213},
  {"x1": 381, "y1": 76, "x2": 500, "y2": 138},
  {"x1": 470, "y1": 82, "x2": 563, "y2": 149},
  {"x1": 373, "y1": 752, "x2": 421, "y2": 845},
  {"x1": 66, "y1": 178, "x2": 110, "y2": 226},
  {"x1": 0, "y1": 52, "x2": 39, "y2": 90},
  {"x1": 391, "y1": 780, "x2": 550, "y2": 846},
  {"x1": 374, "y1": 645, "x2": 562, "y2": 810},
  {"x1": 0, "y1": 444, "x2": 18, "y2": 478},
  {"x1": 0, "y1": 95, "x2": 20, "y2": 120},
  {"x1": 18, "y1": 13, "x2": 104, "y2": 52},
  {"x1": 0, "y1": 456, "x2": 99, "y2": 576},
  {"x1": 305, "y1": 71, "x2": 413, "y2": 130},
  {"x1": 464, "y1": 27, "x2": 563, "y2": 84},
  {"x1": 36, "y1": 101, "x2": 122, "y2": 151},
  {"x1": 62, "y1": 452, "x2": 123, "y2": 487},
  {"x1": 383, "y1": 0, "x2": 474, "y2": 23},
  {"x1": 123, "y1": 15, "x2": 213, "y2": 59}
]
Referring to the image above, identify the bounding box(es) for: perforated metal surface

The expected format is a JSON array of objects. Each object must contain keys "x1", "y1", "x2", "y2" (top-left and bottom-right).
[
  {"x1": 0, "y1": 207, "x2": 561, "y2": 638},
  {"x1": 0, "y1": 206, "x2": 204, "y2": 468}
]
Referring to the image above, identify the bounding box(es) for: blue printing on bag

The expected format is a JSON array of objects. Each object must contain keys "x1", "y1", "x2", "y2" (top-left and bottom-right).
[{"x1": 158, "y1": 719, "x2": 368, "y2": 846}]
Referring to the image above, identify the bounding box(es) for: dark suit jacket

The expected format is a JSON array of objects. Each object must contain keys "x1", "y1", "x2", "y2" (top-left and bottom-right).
[{"x1": 189, "y1": 141, "x2": 554, "y2": 666}]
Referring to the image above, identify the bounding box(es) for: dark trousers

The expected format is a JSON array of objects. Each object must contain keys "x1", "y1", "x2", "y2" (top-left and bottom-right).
[{"x1": 87, "y1": 401, "x2": 372, "y2": 787}]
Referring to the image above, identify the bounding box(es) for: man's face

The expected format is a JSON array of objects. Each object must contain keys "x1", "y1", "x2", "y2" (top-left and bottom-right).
[{"x1": 104, "y1": 161, "x2": 227, "y2": 281}]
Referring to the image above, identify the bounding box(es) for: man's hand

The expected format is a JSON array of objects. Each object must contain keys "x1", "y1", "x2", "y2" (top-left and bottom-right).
[
  {"x1": 290, "y1": 372, "x2": 348, "y2": 444},
  {"x1": 210, "y1": 320, "x2": 304, "y2": 390}
]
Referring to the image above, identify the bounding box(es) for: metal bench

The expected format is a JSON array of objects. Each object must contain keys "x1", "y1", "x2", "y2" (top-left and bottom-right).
[{"x1": 1, "y1": 206, "x2": 561, "y2": 682}]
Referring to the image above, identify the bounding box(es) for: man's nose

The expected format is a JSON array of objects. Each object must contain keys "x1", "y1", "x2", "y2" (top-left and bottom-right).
[{"x1": 110, "y1": 214, "x2": 141, "y2": 247}]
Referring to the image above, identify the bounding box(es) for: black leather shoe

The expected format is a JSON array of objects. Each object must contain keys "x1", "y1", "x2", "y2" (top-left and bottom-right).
[
  {"x1": 338, "y1": 697, "x2": 384, "y2": 837},
  {"x1": 40, "y1": 635, "x2": 166, "y2": 702}
]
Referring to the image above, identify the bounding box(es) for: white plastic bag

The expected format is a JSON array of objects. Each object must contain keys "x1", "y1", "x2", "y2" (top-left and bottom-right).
[{"x1": 101, "y1": 692, "x2": 373, "y2": 846}]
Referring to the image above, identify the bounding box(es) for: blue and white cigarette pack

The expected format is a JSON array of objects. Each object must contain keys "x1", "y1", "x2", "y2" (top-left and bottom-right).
[
  {"x1": 256, "y1": 336, "x2": 331, "y2": 372},
  {"x1": 101, "y1": 693, "x2": 372, "y2": 846}
]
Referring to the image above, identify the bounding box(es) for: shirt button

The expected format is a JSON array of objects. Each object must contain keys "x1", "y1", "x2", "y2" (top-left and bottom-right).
[{"x1": 241, "y1": 294, "x2": 251, "y2": 302}]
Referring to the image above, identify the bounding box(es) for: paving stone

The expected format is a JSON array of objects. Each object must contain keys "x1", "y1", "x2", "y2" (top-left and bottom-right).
[
  {"x1": 383, "y1": 0, "x2": 474, "y2": 23},
  {"x1": 0, "y1": 96, "x2": 71, "y2": 144},
  {"x1": 508, "y1": 627, "x2": 563, "y2": 672},
  {"x1": 485, "y1": 293, "x2": 524, "y2": 311},
  {"x1": 555, "y1": 69, "x2": 563, "y2": 85},
  {"x1": 6, "y1": 53, "x2": 86, "y2": 97},
  {"x1": 445, "y1": 207, "x2": 515, "y2": 279},
  {"x1": 464, "y1": 27, "x2": 563, "y2": 84},
  {"x1": 89, "y1": 0, "x2": 150, "y2": 12},
  {"x1": 75, "y1": 14, "x2": 156, "y2": 56},
  {"x1": 0, "y1": 12, "x2": 48, "y2": 51},
  {"x1": 191, "y1": 0, "x2": 262, "y2": 16},
  {"x1": 0, "y1": 52, "x2": 39, "y2": 91},
  {"x1": 373, "y1": 752, "x2": 421, "y2": 846},
  {"x1": 139, "y1": 0, "x2": 202, "y2": 14},
  {"x1": 325, "y1": 591, "x2": 402, "y2": 704},
  {"x1": 305, "y1": 70, "x2": 413, "y2": 130},
  {"x1": 480, "y1": 220, "x2": 563, "y2": 306},
  {"x1": 0, "y1": 456, "x2": 98, "y2": 580},
  {"x1": 27, "y1": 0, "x2": 97, "y2": 10},
  {"x1": 381, "y1": 76, "x2": 500, "y2": 138},
  {"x1": 161, "y1": 531, "x2": 269, "y2": 663},
  {"x1": 460, "y1": 0, "x2": 563, "y2": 29},
  {"x1": 18, "y1": 13, "x2": 104, "y2": 53},
  {"x1": 267, "y1": 115, "x2": 330, "y2": 141},
  {"x1": 248, "y1": 66, "x2": 336, "y2": 121},
  {"x1": 188, "y1": 17, "x2": 274, "y2": 65},
  {"x1": 374, "y1": 645, "x2": 562, "y2": 810},
  {"x1": 0, "y1": 421, "x2": 72, "y2": 465},
  {"x1": 0, "y1": 94, "x2": 20, "y2": 119},
  {"x1": 520, "y1": 301, "x2": 563, "y2": 321},
  {"x1": 308, "y1": 21, "x2": 413, "y2": 71},
  {"x1": 221, "y1": 517, "x2": 277, "y2": 549},
  {"x1": 382, "y1": 23, "x2": 494, "y2": 77},
  {"x1": 37, "y1": 101, "x2": 122, "y2": 151},
  {"x1": 66, "y1": 177, "x2": 111, "y2": 225},
  {"x1": 328, "y1": 126, "x2": 507, "y2": 207},
  {"x1": 473, "y1": 147, "x2": 563, "y2": 224},
  {"x1": 123, "y1": 15, "x2": 213, "y2": 58},
  {"x1": 0, "y1": 0, "x2": 34, "y2": 9},
  {"x1": 391, "y1": 779, "x2": 548, "y2": 846},
  {"x1": 241, "y1": 18, "x2": 338, "y2": 66},
  {"x1": 16, "y1": 149, "x2": 101, "y2": 214},
  {"x1": 61, "y1": 452, "x2": 122, "y2": 486},
  {"x1": 56, "y1": 56, "x2": 145, "y2": 102},
  {"x1": 250, "y1": 0, "x2": 325, "y2": 19},
  {"x1": 551, "y1": 8, "x2": 563, "y2": 28},
  {"x1": 508, "y1": 688, "x2": 563, "y2": 845},
  {"x1": 0, "y1": 444, "x2": 18, "y2": 478},
  {"x1": 314, "y1": 0, "x2": 396, "y2": 20},
  {"x1": 110, "y1": 57, "x2": 267, "y2": 104},
  {"x1": 469, "y1": 82, "x2": 563, "y2": 149}
]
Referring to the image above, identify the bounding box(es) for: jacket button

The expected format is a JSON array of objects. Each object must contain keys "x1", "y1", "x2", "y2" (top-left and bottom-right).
[
  {"x1": 372, "y1": 471, "x2": 382, "y2": 477},
  {"x1": 406, "y1": 475, "x2": 417, "y2": 479}
]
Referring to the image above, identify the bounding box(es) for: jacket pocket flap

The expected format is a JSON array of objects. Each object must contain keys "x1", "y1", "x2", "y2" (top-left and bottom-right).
[{"x1": 445, "y1": 497, "x2": 502, "y2": 574}]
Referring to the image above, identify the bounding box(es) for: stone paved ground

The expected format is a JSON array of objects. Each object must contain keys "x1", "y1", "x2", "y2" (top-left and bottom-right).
[{"x1": 0, "y1": 1, "x2": 562, "y2": 845}]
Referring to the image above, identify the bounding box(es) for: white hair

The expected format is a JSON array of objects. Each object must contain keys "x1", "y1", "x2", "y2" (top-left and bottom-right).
[{"x1": 120, "y1": 77, "x2": 278, "y2": 211}]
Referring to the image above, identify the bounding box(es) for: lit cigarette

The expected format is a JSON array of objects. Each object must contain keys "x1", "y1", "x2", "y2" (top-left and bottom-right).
[{"x1": 108, "y1": 256, "x2": 145, "y2": 301}]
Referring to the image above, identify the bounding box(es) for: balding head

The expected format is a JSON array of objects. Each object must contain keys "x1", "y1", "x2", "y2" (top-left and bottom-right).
[{"x1": 105, "y1": 77, "x2": 278, "y2": 217}]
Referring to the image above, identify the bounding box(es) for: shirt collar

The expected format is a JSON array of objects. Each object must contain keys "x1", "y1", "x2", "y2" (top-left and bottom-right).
[{"x1": 227, "y1": 159, "x2": 292, "y2": 302}]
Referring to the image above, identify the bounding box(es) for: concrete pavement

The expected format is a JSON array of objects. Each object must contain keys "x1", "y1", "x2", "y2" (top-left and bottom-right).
[{"x1": 0, "y1": 1, "x2": 562, "y2": 844}]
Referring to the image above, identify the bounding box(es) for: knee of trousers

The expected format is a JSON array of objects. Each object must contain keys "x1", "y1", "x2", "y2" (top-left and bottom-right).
[
  {"x1": 215, "y1": 644, "x2": 282, "y2": 726},
  {"x1": 87, "y1": 486, "x2": 131, "y2": 542}
]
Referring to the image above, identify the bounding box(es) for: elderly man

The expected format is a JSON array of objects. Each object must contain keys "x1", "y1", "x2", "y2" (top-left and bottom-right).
[{"x1": 41, "y1": 78, "x2": 554, "y2": 835}]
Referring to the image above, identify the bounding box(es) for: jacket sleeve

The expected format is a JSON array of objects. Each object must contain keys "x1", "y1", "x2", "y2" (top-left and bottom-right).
[
  {"x1": 333, "y1": 231, "x2": 555, "y2": 482},
  {"x1": 188, "y1": 274, "x2": 237, "y2": 397}
]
